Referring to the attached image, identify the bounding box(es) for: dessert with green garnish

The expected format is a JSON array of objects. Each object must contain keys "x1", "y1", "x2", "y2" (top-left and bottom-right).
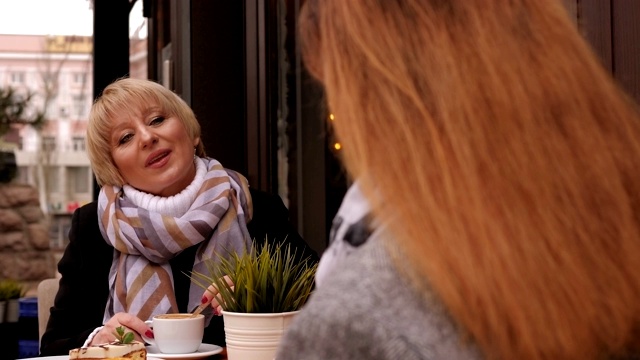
[{"x1": 68, "y1": 326, "x2": 147, "y2": 360}]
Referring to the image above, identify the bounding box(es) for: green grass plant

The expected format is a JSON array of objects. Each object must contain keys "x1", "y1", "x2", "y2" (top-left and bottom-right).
[
  {"x1": 0, "y1": 279, "x2": 26, "y2": 300},
  {"x1": 190, "y1": 239, "x2": 317, "y2": 313}
]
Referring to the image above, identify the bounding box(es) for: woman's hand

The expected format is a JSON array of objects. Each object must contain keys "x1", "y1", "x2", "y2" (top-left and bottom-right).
[
  {"x1": 90, "y1": 312, "x2": 153, "y2": 345},
  {"x1": 201, "y1": 275, "x2": 234, "y2": 315}
]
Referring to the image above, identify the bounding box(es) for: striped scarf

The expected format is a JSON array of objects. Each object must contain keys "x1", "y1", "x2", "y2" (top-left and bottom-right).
[{"x1": 97, "y1": 157, "x2": 253, "y2": 324}]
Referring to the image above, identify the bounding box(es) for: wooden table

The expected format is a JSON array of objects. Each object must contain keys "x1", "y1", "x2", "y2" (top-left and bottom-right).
[{"x1": 212, "y1": 347, "x2": 227, "y2": 359}]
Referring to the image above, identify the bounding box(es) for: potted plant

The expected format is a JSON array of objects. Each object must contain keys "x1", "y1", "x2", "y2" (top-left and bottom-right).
[
  {"x1": 191, "y1": 239, "x2": 317, "y2": 360},
  {"x1": 0, "y1": 279, "x2": 26, "y2": 323}
]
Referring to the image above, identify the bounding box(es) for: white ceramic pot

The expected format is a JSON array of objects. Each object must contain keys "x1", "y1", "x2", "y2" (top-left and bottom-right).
[{"x1": 222, "y1": 311, "x2": 299, "y2": 360}]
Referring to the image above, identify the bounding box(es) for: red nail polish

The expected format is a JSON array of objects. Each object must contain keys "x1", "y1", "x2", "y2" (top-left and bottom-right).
[
  {"x1": 212, "y1": 309, "x2": 218, "y2": 316},
  {"x1": 145, "y1": 330, "x2": 154, "y2": 338},
  {"x1": 201, "y1": 296, "x2": 208, "y2": 304}
]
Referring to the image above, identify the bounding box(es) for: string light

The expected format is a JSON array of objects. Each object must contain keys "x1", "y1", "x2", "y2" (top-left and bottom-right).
[{"x1": 329, "y1": 113, "x2": 341, "y2": 151}]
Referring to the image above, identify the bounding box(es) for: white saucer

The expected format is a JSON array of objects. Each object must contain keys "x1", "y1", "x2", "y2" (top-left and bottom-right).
[
  {"x1": 146, "y1": 343, "x2": 223, "y2": 359},
  {"x1": 30, "y1": 357, "x2": 164, "y2": 360}
]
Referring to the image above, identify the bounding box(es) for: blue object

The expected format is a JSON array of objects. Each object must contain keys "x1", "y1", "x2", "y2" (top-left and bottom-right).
[
  {"x1": 18, "y1": 297, "x2": 38, "y2": 318},
  {"x1": 17, "y1": 339, "x2": 39, "y2": 358}
]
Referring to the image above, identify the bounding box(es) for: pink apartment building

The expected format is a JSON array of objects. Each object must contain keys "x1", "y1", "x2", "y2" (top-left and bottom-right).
[
  {"x1": 0, "y1": 34, "x2": 94, "y2": 250},
  {"x1": 0, "y1": 32, "x2": 148, "y2": 250}
]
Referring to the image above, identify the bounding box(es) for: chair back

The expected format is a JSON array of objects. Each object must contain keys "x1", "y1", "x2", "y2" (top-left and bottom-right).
[{"x1": 37, "y1": 278, "x2": 59, "y2": 344}]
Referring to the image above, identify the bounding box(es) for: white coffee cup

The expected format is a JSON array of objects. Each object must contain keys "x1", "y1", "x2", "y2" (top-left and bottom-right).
[{"x1": 142, "y1": 313, "x2": 205, "y2": 354}]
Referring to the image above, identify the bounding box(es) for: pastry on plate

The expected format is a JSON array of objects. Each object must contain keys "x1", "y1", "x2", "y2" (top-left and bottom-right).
[{"x1": 69, "y1": 327, "x2": 147, "y2": 360}]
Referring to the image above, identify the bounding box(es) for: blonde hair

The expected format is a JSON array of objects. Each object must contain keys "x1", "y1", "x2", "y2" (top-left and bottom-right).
[
  {"x1": 300, "y1": 0, "x2": 640, "y2": 358},
  {"x1": 86, "y1": 78, "x2": 206, "y2": 186}
]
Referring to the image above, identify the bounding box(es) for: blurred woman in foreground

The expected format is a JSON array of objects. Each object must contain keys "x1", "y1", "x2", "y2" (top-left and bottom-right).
[{"x1": 277, "y1": 0, "x2": 640, "y2": 359}]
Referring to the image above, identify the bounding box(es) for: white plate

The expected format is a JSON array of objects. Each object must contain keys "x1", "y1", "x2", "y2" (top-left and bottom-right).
[
  {"x1": 146, "y1": 343, "x2": 223, "y2": 359},
  {"x1": 27, "y1": 357, "x2": 164, "y2": 360}
]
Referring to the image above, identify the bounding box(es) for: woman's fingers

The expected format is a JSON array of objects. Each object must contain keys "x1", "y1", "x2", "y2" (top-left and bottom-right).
[
  {"x1": 210, "y1": 285, "x2": 234, "y2": 315},
  {"x1": 90, "y1": 312, "x2": 152, "y2": 346},
  {"x1": 214, "y1": 285, "x2": 234, "y2": 314},
  {"x1": 90, "y1": 327, "x2": 114, "y2": 346},
  {"x1": 202, "y1": 275, "x2": 233, "y2": 315}
]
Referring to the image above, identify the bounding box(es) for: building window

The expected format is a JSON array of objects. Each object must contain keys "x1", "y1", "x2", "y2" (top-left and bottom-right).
[
  {"x1": 46, "y1": 166, "x2": 59, "y2": 193},
  {"x1": 72, "y1": 137, "x2": 85, "y2": 151},
  {"x1": 42, "y1": 136, "x2": 56, "y2": 151},
  {"x1": 73, "y1": 73, "x2": 86, "y2": 84},
  {"x1": 49, "y1": 215, "x2": 71, "y2": 250},
  {"x1": 59, "y1": 106, "x2": 69, "y2": 118},
  {"x1": 10, "y1": 72, "x2": 25, "y2": 84},
  {"x1": 72, "y1": 94, "x2": 86, "y2": 117},
  {"x1": 69, "y1": 166, "x2": 89, "y2": 193}
]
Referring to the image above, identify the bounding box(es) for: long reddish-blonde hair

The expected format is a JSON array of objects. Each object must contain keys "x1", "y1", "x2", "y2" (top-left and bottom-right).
[{"x1": 300, "y1": 0, "x2": 640, "y2": 358}]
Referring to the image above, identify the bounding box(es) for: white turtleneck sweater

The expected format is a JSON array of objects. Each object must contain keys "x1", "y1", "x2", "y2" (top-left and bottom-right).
[{"x1": 122, "y1": 157, "x2": 206, "y2": 218}]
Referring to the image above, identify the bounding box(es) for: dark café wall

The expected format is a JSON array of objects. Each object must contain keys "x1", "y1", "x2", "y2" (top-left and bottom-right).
[{"x1": 187, "y1": 1, "x2": 248, "y2": 181}]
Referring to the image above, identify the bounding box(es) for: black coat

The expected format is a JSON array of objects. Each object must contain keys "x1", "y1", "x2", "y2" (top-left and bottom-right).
[{"x1": 40, "y1": 188, "x2": 317, "y2": 356}]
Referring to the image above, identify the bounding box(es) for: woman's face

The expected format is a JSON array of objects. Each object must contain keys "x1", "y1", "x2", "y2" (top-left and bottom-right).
[{"x1": 109, "y1": 103, "x2": 200, "y2": 197}]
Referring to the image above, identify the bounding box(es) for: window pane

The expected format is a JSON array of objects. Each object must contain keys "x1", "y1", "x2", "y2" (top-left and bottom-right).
[
  {"x1": 11, "y1": 72, "x2": 25, "y2": 83},
  {"x1": 69, "y1": 166, "x2": 89, "y2": 193},
  {"x1": 47, "y1": 167, "x2": 59, "y2": 193},
  {"x1": 43, "y1": 136, "x2": 56, "y2": 152},
  {"x1": 72, "y1": 137, "x2": 85, "y2": 151}
]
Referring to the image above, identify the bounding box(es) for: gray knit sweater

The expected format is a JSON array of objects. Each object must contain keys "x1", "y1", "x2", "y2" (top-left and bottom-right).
[{"x1": 276, "y1": 184, "x2": 482, "y2": 359}]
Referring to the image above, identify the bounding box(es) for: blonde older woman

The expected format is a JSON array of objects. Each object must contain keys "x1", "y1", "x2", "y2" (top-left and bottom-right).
[{"x1": 40, "y1": 78, "x2": 317, "y2": 355}]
